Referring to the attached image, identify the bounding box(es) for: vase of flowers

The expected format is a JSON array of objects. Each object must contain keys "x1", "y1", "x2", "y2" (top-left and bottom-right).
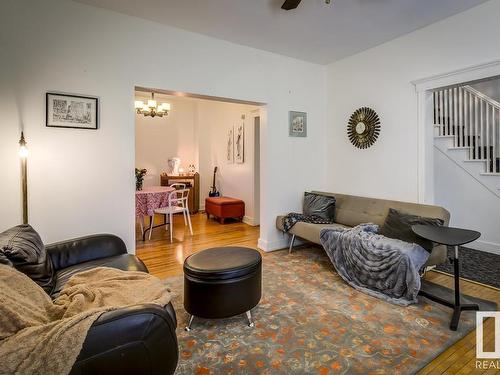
[{"x1": 135, "y1": 168, "x2": 147, "y2": 191}]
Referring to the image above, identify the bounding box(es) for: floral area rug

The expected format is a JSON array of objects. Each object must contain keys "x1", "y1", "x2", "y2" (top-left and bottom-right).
[{"x1": 165, "y1": 247, "x2": 476, "y2": 374}]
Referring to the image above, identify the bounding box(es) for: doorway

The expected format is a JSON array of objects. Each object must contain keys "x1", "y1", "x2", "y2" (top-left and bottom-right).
[
  {"x1": 414, "y1": 62, "x2": 500, "y2": 254},
  {"x1": 134, "y1": 86, "x2": 265, "y2": 244}
]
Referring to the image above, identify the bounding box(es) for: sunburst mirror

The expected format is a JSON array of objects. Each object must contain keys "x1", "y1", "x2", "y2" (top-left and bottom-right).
[{"x1": 347, "y1": 107, "x2": 381, "y2": 149}]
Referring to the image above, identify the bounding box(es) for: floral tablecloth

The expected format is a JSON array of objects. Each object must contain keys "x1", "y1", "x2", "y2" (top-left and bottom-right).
[{"x1": 135, "y1": 186, "x2": 174, "y2": 217}]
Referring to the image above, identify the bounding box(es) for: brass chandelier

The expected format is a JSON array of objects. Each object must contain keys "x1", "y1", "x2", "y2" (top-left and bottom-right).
[{"x1": 135, "y1": 92, "x2": 171, "y2": 118}]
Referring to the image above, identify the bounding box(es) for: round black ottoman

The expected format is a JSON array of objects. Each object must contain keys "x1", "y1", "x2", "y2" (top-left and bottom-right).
[{"x1": 183, "y1": 246, "x2": 262, "y2": 330}]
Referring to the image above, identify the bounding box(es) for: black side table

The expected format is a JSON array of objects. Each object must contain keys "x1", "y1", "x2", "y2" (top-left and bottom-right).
[{"x1": 412, "y1": 224, "x2": 481, "y2": 331}]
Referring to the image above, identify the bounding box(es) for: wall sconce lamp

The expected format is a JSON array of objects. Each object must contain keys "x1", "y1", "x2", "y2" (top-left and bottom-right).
[{"x1": 19, "y1": 132, "x2": 28, "y2": 224}]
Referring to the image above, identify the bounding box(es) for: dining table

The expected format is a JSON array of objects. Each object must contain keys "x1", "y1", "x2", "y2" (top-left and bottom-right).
[{"x1": 136, "y1": 185, "x2": 175, "y2": 240}]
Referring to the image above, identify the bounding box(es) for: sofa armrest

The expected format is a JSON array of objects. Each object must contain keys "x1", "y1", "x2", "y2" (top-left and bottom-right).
[
  {"x1": 424, "y1": 244, "x2": 448, "y2": 268},
  {"x1": 46, "y1": 234, "x2": 128, "y2": 271},
  {"x1": 71, "y1": 303, "x2": 178, "y2": 375}
]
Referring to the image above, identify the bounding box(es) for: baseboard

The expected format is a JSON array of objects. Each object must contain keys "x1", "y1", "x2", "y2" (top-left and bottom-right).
[
  {"x1": 242, "y1": 215, "x2": 255, "y2": 226},
  {"x1": 257, "y1": 237, "x2": 289, "y2": 252},
  {"x1": 258, "y1": 233, "x2": 306, "y2": 252},
  {"x1": 200, "y1": 204, "x2": 205, "y2": 211},
  {"x1": 467, "y1": 240, "x2": 500, "y2": 255}
]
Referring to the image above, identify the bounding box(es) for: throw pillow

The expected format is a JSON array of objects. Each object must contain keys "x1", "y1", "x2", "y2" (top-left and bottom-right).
[
  {"x1": 0, "y1": 225, "x2": 55, "y2": 293},
  {"x1": 379, "y1": 208, "x2": 444, "y2": 252},
  {"x1": 303, "y1": 192, "x2": 336, "y2": 221}
]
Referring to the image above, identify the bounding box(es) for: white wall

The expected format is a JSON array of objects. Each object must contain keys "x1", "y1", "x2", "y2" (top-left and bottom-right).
[
  {"x1": 325, "y1": 0, "x2": 500, "y2": 203},
  {"x1": 135, "y1": 96, "x2": 197, "y2": 187},
  {"x1": 0, "y1": 66, "x2": 22, "y2": 230},
  {"x1": 471, "y1": 76, "x2": 500, "y2": 102},
  {"x1": 196, "y1": 100, "x2": 259, "y2": 224},
  {"x1": 1, "y1": 0, "x2": 326, "y2": 251},
  {"x1": 434, "y1": 148, "x2": 500, "y2": 254}
]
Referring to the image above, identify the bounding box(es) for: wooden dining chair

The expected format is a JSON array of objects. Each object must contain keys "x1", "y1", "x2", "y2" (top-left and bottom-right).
[{"x1": 153, "y1": 189, "x2": 193, "y2": 243}]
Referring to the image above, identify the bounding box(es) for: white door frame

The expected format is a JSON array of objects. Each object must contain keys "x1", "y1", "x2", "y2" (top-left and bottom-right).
[
  {"x1": 412, "y1": 59, "x2": 500, "y2": 204},
  {"x1": 250, "y1": 109, "x2": 261, "y2": 226}
]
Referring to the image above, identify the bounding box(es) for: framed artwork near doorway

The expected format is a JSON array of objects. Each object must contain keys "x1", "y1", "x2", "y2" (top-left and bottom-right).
[
  {"x1": 46, "y1": 92, "x2": 99, "y2": 129},
  {"x1": 289, "y1": 111, "x2": 307, "y2": 137},
  {"x1": 226, "y1": 126, "x2": 234, "y2": 163},
  {"x1": 235, "y1": 121, "x2": 244, "y2": 163}
]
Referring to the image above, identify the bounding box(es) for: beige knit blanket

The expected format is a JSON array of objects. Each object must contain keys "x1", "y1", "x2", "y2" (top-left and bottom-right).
[{"x1": 0, "y1": 264, "x2": 173, "y2": 375}]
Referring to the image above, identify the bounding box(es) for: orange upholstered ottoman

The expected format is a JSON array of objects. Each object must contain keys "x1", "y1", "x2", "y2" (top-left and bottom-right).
[{"x1": 205, "y1": 197, "x2": 245, "y2": 224}]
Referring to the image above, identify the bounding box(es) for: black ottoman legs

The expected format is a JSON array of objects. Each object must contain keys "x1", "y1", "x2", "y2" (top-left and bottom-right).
[
  {"x1": 185, "y1": 310, "x2": 254, "y2": 331},
  {"x1": 246, "y1": 311, "x2": 254, "y2": 327},
  {"x1": 185, "y1": 315, "x2": 195, "y2": 331}
]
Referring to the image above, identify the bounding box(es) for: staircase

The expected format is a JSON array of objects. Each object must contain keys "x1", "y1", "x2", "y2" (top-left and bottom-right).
[{"x1": 433, "y1": 85, "x2": 500, "y2": 196}]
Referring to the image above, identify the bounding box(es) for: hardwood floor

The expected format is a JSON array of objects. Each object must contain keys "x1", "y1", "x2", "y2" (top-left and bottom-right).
[
  {"x1": 136, "y1": 213, "x2": 500, "y2": 374},
  {"x1": 418, "y1": 272, "x2": 500, "y2": 375},
  {"x1": 136, "y1": 213, "x2": 260, "y2": 279}
]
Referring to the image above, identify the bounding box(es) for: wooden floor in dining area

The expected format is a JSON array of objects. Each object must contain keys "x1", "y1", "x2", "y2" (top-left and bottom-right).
[
  {"x1": 136, "y1": 212, "x2": 260, "y2": 279},
  {"x1": 136, "y1": 213, "x2": 500, "y2": 375}
]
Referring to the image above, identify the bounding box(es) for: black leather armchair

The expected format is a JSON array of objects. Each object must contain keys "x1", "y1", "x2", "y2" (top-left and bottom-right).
[{"x1": 45, "y1": 234, "x2": 179, "y2": 375}]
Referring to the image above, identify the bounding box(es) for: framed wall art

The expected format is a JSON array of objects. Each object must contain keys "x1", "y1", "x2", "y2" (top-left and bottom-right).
[
  {"x1": 235, "y1": 121, "x2": 244, "y2": 163},
  {"x1": 289, "y1": 111, "x2": 307, "y2": 137},
  {"x1": 46, "y1": 92, "x2": 99, "y2": 130},
  {"x1": 347, "y1": 107, "x2": 381, "y2": 149},
  {"x1": 226, "y1": 126, "x2": 234, "y2": 164}
]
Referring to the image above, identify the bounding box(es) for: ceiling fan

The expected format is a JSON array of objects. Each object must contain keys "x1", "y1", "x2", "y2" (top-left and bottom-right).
[{"x1": 281, "y1": 0, "x2": 331, "y2": 11}]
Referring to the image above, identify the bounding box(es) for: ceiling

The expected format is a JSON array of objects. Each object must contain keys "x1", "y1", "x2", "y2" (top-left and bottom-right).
[{"x1": 74, "y1": 0, "x2": 490, "y2": 64}]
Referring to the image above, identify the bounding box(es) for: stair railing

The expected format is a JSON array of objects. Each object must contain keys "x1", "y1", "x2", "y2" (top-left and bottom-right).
[{"x1": 433, "y1": 85, "x2": 500, "y2": 173}]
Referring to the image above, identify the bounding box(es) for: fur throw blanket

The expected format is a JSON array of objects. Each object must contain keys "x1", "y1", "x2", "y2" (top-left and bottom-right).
[
  {"x1": 282, "y1": 213, "x2": 333, "y2": 232},
  {"x1": 0, "y1": 265, "x2": 172, "y2": 375},
  {"x1": 320, "y1": 224, "x2": 429, "y2": 306}
]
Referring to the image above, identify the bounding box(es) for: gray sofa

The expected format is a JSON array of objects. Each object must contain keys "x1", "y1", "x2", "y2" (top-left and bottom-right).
[{"x1": 276, "y1": 191, "x2": 450, "y2": 267}]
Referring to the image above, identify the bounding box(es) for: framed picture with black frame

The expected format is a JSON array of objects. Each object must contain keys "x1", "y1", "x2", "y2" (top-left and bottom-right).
[{"x1": 46, "y1": 92, "x2": 99, "y2": 130}]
